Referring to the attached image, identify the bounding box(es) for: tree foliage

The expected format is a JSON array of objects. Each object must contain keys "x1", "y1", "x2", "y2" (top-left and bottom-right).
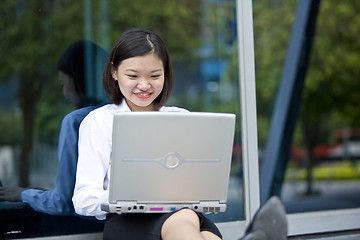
[
  {"x1": 253, "y1": 1, "x2": 360, "y2": 195},
  {"x1": 2, "y1": 0, "x2": 359, "y2": 187},
  {"x1": 253, "y1": 0, "x2": 298, "y2": 146},
  {"x1": 0, "y1": 0, "x2": 204, "y2": 186},
  {"x1": 304, "y1": 1, "x2": 360, "y2": 128},
  {"x1": 253, "y1": 0, "x2": 360, "y2": 146}
]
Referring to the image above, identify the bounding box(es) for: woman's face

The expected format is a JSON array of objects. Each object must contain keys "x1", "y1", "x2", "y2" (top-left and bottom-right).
[
  {"x1": 112, "y1": 54, "x2": 165, "y2": 111},
  {"x1": 58, "y1": 71, "x2": 81, "y2": 109}
]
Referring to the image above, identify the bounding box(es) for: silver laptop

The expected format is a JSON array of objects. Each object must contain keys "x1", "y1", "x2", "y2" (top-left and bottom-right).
[{"x1": 102, "y1": 111, "x2": 235, "y2": 214}]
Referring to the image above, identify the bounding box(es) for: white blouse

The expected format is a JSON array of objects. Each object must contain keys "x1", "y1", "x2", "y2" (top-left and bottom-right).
[{"x1": 72, "y1": 101, "x2": 188, "y2": 220}]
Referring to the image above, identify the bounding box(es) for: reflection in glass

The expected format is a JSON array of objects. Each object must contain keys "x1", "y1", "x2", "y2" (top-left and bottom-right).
[
  {"x1": 0, "y1": 0, "x2": 242, "y2": 238},
  {"x1": 283, "y1": 1, "x2": 360, "y2": 213},
  {"x1": 253, "y1": 0, "x2": 360, "y2": 214}
]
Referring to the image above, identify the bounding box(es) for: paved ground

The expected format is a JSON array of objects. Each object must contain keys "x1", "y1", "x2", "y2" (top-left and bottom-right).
[{"x1": 281, "y1": 180, "x2": 360, "y2": 213}]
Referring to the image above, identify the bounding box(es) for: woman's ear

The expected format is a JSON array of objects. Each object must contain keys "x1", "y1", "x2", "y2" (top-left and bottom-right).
[{"x1": 111, "y1": 64, "x2": 118, "y2": 80}]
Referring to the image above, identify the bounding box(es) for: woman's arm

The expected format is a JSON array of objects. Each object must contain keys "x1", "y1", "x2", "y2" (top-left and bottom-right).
[{"x1": 72, "y1": 110, "x2": 111, "y2": 220}]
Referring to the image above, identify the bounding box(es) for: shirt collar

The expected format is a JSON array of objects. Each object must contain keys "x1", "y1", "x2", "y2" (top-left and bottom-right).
[
  {"x1": 118, "y1": 100, "x2": 132, "y2": 112},
  {"x1": 109, "y1": 100, "x2": 131, "y2": 112}
]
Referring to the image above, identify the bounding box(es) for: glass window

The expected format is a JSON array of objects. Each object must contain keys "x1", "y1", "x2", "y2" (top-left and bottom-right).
[
  {"x1": 283, "y1": 1, "x2": 360, "y2": 214},
  {"x1": 0, "y1": 0, "x2": 242, "y2": 238},
  {"x1": 253, "y1": 0, "x2": 360, "y2": 226}
]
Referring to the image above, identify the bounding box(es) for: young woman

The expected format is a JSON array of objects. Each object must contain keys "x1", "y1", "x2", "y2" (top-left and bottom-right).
[{"x1": 72, "y1": 28, "x2": 222, "y2": 240}]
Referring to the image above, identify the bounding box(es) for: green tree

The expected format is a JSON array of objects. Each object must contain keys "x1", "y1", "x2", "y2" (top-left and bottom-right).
[
  {"x1": 0, "y1": 0, "x2": 204, "y2": 187},
  {"x1": 301, "y1": 0, "x2": 360, "y2": 194},
  {"x1": 107, "y1": 0, "x2": 202, "y2": 57},
  {"x1": 253, "y1": 0, "x2": 298, "y2": 146},
  {"x1": 0, "y1": 1, "x2": 57, "y2": 187},
  {"x1": 253, "y1": 0, "x2": 360, "y2": 196}
]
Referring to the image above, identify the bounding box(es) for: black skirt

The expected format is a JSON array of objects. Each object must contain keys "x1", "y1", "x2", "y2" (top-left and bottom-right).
[{"x1": 103, "y1": 211, "x2": 222, "y2": 240}]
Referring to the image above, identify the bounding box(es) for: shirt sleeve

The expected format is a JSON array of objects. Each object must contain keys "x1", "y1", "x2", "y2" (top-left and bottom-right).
[
  {"x1": 72, "y1": 111, "x2": 110, "y2": 220},
  {"x1": 21, "y1": 112, "x2": 81, "y2": 215}
]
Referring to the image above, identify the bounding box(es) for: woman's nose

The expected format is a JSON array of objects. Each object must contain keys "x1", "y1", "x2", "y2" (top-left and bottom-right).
[{"x1": 137, "y1": 79, "x2": 151, "y2": 90}]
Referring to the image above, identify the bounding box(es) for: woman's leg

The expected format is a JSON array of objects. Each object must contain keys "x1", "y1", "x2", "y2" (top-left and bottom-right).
[
  {"x1": 161, "y1": 209, "x2": 221, "y2": 240},
  {"x1": 201, "y1": 231, "x2": 222, "y2": 240}
]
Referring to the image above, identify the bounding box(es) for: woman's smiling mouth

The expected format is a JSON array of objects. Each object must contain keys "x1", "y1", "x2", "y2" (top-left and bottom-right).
[{"x1": 134, "y1": 92, "x2": 152, "y2": 99}]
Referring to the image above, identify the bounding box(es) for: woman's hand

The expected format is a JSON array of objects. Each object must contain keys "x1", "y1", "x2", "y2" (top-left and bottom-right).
[{"x1": 0, "y1": 186, "x2": 25, "y2": 202}]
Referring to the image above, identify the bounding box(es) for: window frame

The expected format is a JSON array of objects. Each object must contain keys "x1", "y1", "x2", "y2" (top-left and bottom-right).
[
  {"x1": 219, "y1": 0, "x2": 360, "y2": 239},
  {"x1": 216, "y1": 0, "x2": 261, "y2": 238}
]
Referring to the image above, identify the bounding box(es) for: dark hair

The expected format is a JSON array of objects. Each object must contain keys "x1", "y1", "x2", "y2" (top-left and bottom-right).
[
  {"x1": 103, "y1": 28, "x2": 173, "y2": 110},
  {"x1": 57, "y1": 40, "x2": 108, "y2": 108}
]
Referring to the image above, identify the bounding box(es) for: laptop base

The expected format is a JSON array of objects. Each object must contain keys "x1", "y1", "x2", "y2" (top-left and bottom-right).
[{"x1": 102, "y1": 201, "x2": 226, "y2": 214}]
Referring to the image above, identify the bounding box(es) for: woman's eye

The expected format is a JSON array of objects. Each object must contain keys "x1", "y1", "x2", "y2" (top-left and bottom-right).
[
  {"x1": 127, "y1": 75, "x2": 137, "y2": 79},
  {"x1": 151, "y1": 75, "x2": 160, "y2": 79}
]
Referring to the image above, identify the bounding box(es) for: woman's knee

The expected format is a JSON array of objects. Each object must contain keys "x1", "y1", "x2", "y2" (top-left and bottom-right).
[
  {"x1": 201, "y1": 231, "x2": 222, "y2": 240},
  {"x1": 161, "y1": 209, "x2": 200, "y2": 234},
  {"x1": 166, "y1": 209, "x2": 199, "y2": 226}
]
